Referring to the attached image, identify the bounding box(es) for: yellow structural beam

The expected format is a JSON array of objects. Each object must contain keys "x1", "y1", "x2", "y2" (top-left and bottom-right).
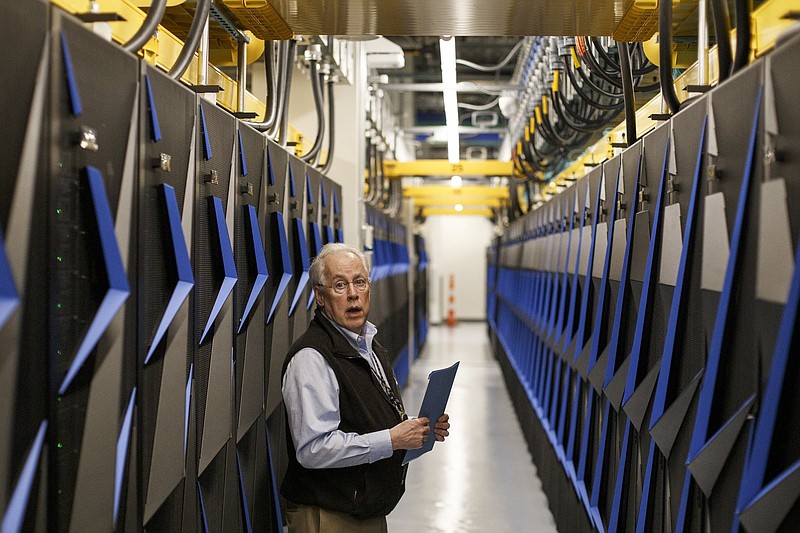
[
  {"x1": 412, "y1": 197, "x2": 505, "y2": 207},
  {"x1": 384, "y1": 160, "x2": 513, "y2": 178},
  {"x1": 403, "y1": 185, "x2": 510, "y2": 199},
  {"x1": 421, "y1": 207, "x2": 494, "y2": 218},
  {"x1": 50, "y1": 0, "x2": 267, "y2": 119}
]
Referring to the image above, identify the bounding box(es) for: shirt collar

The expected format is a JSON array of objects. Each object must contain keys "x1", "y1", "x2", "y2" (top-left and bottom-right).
[{"x1": 320, "y1": 311, "x2": 377, "y2": 352}]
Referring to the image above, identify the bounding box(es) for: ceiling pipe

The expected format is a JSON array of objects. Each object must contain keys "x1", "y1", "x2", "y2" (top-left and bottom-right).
[
  {"x1": 168, "y1": 0, "x2": 212, "y2": 80},
  {"x1": 319, "y1": 77, "x2": 336, "y2": 173},
  {"x1": 123, "y1": 0, "x2": 167, "y2": 53},
  {"x1": 301, "y1": 46, "x2": 326, "y2": 163},
  {"x1": 659, "y1": 0, "x2": 682, "y2": 114},
  {"x1": 246, "y1": 41, "x2": 279, "y2": 131}
]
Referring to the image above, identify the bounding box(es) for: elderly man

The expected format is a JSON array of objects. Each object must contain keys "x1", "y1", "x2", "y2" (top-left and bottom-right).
[{"x1": 281, "y1": 242, "x2": 450, "y2": 533}]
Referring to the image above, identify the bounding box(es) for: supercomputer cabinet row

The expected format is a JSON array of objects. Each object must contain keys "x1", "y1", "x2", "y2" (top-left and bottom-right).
[
  {"x1": 488, "y1": 32, "x2": 800, "y2": 533},
  {"x1": 0, "y1": 3, "x2": 359, "y2": 531}
]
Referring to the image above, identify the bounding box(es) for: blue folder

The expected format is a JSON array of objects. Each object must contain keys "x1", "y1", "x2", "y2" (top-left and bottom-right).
[{"x1": 403, "y1": 361, "x2": 460, "y2": 464}]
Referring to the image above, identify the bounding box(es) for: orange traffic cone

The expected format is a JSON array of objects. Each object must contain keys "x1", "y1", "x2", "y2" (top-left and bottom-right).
[{"x1": 446, "y1": 274, "x2": 457, "y2": 327}]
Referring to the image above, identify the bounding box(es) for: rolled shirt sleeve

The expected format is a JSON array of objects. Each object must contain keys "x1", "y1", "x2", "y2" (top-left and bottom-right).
[{"x1": 282, "y1": 348, "x2": 394, "y2": 469}]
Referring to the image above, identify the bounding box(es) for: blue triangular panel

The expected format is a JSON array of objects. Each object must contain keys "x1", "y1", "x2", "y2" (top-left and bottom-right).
[
  {"x1": 307, "y1": 222, "x2": 323, "y2": 309},
  {"x1": 320, "y1": 180, "x2": 327, "y2": 207},
  {"x1": 0, "y1": 232, "x2": 19, "y2": 330},
  {"x1": 200, "y1": 196, "x2": 238, "y2": 344},
  {"x1": 268, "y1": 213, "x2": 293, "y2": 323},
  {"x1": 649, "y1": 119, "x2": 707, "y2": 426},
  {"x1": 144, "y1": 75, "x2": 161, "y2": 142},
  {"x1": 199, "y1": 105, "x2": 212, "y2": 161},
  {"x1": 623, "y1": 139, "x2": 669, "y2": 407},
  {"x1": 197, "y1": 480, "x2": 210, "y2": 533},
  {"x1": 115, "y1": 389, "x2": 136, "y2": 525},
  {"x1": 740, "y1": 459, "x2": 800, "y2": 533},
  {"x1": 306, "y1": 173, "x2": 314, "y2": 205},
  {"x1": 688, "y1": 88, "x2": 762, "y2": 464},
  {"x1": 265, "y1": 424, "x2": 285, "y2": 531},
  {"x1": 60, "y1": 31, "x2": 82, "y2": 116},
  {"x1": 146, "y1": 184, "x2": 194, "y2": 363},
  {"x1": 686, "y1": 395, "x2": 755, "y2": 497},
  {"x1": 267, "y1": 150, "x2": 275, "y2": 186},
  {"x1": 289, "y1": 218, "x2": 310, "y2": 316},
  {"x1": 739, "y1": 231, "x2": 800, "y2": 512},
  {"x1": 185, "y1": 364, "x2": 193, "y2": 457},
  {"x1": 1, "y1": 421, "x2": 47, "y2": 533},
  {"x1": 310, "y1": 222, "x2": 323, "y2": 257},
  {"x1": 236, "y1": 450, "x2": 253, "y2": 533},
  {"x1": 60, "y1": 167, "x2": 131, "y2": 395},
  {"x1": 238, "y1": 205, "x2": 269, "y2": 333},
  {"x1": 238, "y1": 131, "x2": 248, "y2": 176}
]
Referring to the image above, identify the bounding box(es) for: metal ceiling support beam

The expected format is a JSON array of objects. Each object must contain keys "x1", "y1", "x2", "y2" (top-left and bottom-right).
[
  {"x1": 412, "y1": 197, "x2": 505, "y2": 207},
  {"x1": 385, "y1": 160, "x2": 513, "y2": 178},
  {"x1": 381, "y1": 82, "x2": 522, "y2": 92},
  {"x1": 403, "y1": 185, "x2": 510, "y2": 198},
  {"x1": 421, "y1": 207, "x2": 494, "y2": 217}
]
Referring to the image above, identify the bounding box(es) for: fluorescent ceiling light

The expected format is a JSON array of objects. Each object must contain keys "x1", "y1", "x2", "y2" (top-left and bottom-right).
[
  {"x1": 455, "y1": 204, "x2": 464, "y2": 212},
  {"x1": 450, "y1": 175, "x2": 462, "y2": 188},
  {"x1": 440, "y1": 37, "x2": 459, "y2": 164}
]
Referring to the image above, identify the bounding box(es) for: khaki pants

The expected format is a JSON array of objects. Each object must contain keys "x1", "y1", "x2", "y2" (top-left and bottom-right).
[{"x1": 285, "y1": 502, "x2": 388, "y2": 533}]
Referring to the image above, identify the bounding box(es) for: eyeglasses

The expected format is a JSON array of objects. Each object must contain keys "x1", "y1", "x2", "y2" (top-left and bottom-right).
[{"x1": 318, "y1": 277, "x2": 370, "y2": 295}]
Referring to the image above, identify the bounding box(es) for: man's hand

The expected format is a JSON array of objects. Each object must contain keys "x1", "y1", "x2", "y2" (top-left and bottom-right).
[
  {"x1": 390, "y1": 417, "x2": 430, "y2": 450},
  {"x1": 434, "y1": 413, "x2": 450, "y2": 442}
]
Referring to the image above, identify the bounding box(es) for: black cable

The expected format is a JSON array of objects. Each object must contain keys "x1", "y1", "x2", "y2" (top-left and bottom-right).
[
  {"x1": 124, "y1": 0, "x2": 167, "y2": 52},
  {"x1": 521, "y1": 140, "x2": 547, "y2": 173},
  {"x1": 301, "y1": 60, "x2": 325, "y2": 162},
  {"x1": 659, "y1": 0, "x2": 682, "y2": 114},
  {"x1": 590, "y1": 37, "x2": 621, "y2": 72},
  {"x1": 552, "y1": 88, "x2": 619, "y2": 133},
  {"x1": 319, "y1": 79, "x2": 336, "y2": 173},
  {"x1": 565, "y1": 61, "x2": 626, "y2": 111},
  {"x1": 267, "y1": 41, "x2": 290, "y2": 138},
  {"x1": 733, "y1": 0, "x2": 752, "y2": 72},
  {"x1": 574, "y1": 60, "x2": 624, "y2": 99},
  {"x1": 278, "y1": 39, "x2": 297, "y2": 146},
  {"x1": 168, "y1": 0, "x2": 211, "y2": 80},
  {"x1": 246, "y1": 41, "x2": 278, "y2": 131},
  {"x1": 578, "y1": 39, "x2": 624, "y2": 88},
  {"x1": 710, "y1": 0, "x2": 733, "y2": 80},
  {"x1": 618, "y1": 42, "x2": 638, "y2": 145}
]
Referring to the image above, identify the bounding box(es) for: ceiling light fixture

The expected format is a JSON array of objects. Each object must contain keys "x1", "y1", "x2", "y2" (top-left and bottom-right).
[
  {"x1": 440, "y1": 37, "x2": 459, "y2": 164},
  {"x1": 455, "y1": 204, "x2": 464, "y2": 212},
  {"x1": 450, "y1": 175, "x2": 462, "y2": 188}
]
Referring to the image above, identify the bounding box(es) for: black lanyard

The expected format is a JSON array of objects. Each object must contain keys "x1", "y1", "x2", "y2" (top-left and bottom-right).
[{"x1": 368, "y1": 351, "x2": 405, "y2": 419}]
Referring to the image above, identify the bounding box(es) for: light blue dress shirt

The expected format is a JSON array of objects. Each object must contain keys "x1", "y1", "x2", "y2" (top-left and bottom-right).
[{"x1": 282, "y1": 313, "x2": 395, "y2": 469}]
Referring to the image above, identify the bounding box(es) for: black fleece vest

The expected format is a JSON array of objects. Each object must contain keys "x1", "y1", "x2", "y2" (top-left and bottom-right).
[{"x1": 280, "y1": 312, "x2": 408, "y2": 519}]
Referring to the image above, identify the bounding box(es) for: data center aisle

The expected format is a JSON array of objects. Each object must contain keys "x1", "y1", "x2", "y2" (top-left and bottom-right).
[{"x1": 387, "y1": 322, "x2": 558, "y2": 533}]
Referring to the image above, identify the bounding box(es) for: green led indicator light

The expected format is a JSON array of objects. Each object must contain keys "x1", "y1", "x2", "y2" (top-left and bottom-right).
[
  {"x1": 57, "y1": 442, "x2": 63, "y2": 449},
  {"x1": 56, "y1": 208, "x2": 63, "y2": 215},
  {"x1": 56, "y1": 256, "x2": 63, "y2": 262},
  {"x1": 57, "y1": 303, "x2": 62, "y2": 309}
]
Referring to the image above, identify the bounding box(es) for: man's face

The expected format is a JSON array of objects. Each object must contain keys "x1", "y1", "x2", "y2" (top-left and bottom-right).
[{"x1": 315, "y1": 252, "x2": 371, "y2": 333}]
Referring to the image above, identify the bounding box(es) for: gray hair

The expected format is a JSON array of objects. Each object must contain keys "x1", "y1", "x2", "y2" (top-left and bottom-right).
[{"x1": 309, "y1": 243, "x2": 370, "y2": 286}]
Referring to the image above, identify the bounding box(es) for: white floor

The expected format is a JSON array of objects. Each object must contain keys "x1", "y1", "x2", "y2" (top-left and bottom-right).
[{"x1": 387, "y1": 322, "x2": 558, "y2": 533}]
